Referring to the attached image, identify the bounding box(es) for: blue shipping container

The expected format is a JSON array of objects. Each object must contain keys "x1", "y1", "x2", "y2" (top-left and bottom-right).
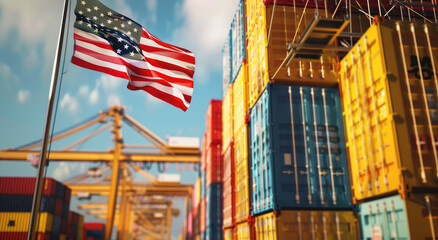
[
  {"x1": 206, "y1": 183, "x2": 222, "y2": 228},
  {"x1": 231, "y1": 0, "x2": 246, "y2": 82},
  {"x1": 206, "y1": 225, "x2": 223, "y2": 240},
  {"x1": 0, "y1": 195, "x2": 55, "y2": 213},
  {"x1": 359, "y1": 194, "x2": 438, "y2": 240},
  {"x1": 222, "y1": 30, "x2": 232, "y2": 97},
  {"x1": 250, "y1": 83, "x2": 352, "y2": 215}
]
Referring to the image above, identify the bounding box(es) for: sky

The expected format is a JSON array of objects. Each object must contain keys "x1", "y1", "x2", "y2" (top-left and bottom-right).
[{"x1": 0, "y1": 0, "x2": 238, "y2": 239}]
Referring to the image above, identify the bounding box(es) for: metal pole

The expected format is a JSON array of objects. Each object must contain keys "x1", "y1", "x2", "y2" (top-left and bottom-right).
[{"x1": 27, "y1": 0, "x2": 69, "y2": 239}]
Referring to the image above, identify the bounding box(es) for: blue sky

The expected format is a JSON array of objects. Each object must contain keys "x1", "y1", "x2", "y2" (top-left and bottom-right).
[{"x1": 0, "y1": 0, "x2": 238, "y2": 238}]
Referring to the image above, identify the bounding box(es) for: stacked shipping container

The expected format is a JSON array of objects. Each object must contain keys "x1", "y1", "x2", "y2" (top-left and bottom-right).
[
  {"x1": 0, "y1": 177, "x2": 73, "y2": 240},
  {"x1": 244, "y1": 0, "x2": 358, "y2": 239},
  {"x1": 339, "y1": 18, "x2": 438, "y2": 239}
]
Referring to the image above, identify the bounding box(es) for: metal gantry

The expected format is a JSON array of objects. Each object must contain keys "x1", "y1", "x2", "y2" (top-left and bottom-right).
[{"x1": 0, "y1": 105, "x2": 199, "y2": 240}]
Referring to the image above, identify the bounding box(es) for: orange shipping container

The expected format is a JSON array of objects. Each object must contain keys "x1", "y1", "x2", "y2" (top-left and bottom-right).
[{"x1": 246, "y1": 4, "x2": 338, "y2": 109}]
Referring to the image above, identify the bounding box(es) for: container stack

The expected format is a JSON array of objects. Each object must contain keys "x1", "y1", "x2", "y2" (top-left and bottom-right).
[
  {"x1": 82, "y1": 222, "x2": 105, "y2": 240},
  {"x1": 0, "y1": 177, "x2": 71, "y2": 240},
  {"x1": 200, "y1": 99, "x2": 224, "y2": 240},
  {"x1": 67, "y1": 211, "x2": 84, "y2": 240},
  {"x1": 339, "y1": 18, "x2": 438, "y2": 239},
  {"x1": 220, "y1": 0, "x2": 363, "y2": 239}
]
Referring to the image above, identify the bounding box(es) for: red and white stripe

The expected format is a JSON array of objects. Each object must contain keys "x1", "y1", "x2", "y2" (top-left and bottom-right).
[{"x1": 71, "y1": 27, "x2": 195, "y2": 111}]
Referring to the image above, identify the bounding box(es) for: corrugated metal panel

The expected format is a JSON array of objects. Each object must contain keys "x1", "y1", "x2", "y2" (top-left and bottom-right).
[
  {"x1": 247, "y1": 5, "x2": 338, "y2": 109},
  {"x1": 263, "y1": 0, "x2": 328, "y2": 8},
  {"x1": 231, "y1": 0, "x2": 246, "y2": 82},
  {"x1": 0, "y1": 195, "x2": 55, "y2": 213},
  {"x1": 0, "y1": 177, "x2": 57, "y2": 196},
  {"x1": 206, "y1": 143, "x2": 223, "y2": 186},
  {"x1": 234, "y1": 125, "x2": 250, "y2": 224},
  {"x1": 224, "y1": 227, "x2": 234, "y2": 240},
  {"x1": 223, "y1": 84, "x2": 234, "y2": 152},
  {"x1": 223, "y1": 143, "x2": 235, "y2": 228},
  {"x1": 359, "y1": 194, "x2": 438, "y2": 240},
  {"x1": 255, "y1": 210, "x2": 359, "y2": 240},
  {"x1": 62, "y1": 202, "x2": 69, "y2": 219},
  {"x1": 236, "y1": 221, "x2": 251, "y2": 240},
  {"x1": 54, "y1": 199, "x2": 63, "y2": 217},
  {"x1": 206, "y1": 100, "x2": 223, "y2": 146},
  {"x1": 206, "y1": 225, "x2": 223, "y2": 240},
  {"x1": 0, "y1": 212, "x2": 53, "y2": 232},
  {"x1": 250, "y1": 84, "x2": 352, "y2": 214},
  {"x1": 53, "y1": 215, "x2": 62, "y2": 235},
  {"x1": 0, "y1": 232, "x2": 50, "y2": 240},
  {"x1": 206, "y1": 184, "x2": 223, "y2": 228},
  {"x1": 233, "y1": 63, "x2": 248, "y2": 135},
  {"x1": 223, "y1": 30, "x2": 232, "y2": 97},
  {"x1": 339, "y1": 19, "x2": 438, "y2": 202}
]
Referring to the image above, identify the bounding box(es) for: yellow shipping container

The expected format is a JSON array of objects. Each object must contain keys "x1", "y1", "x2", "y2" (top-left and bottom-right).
[
  {"x1": 339, "y1": 19, "x2": 438, "y2": 203},
  {"x1": 224, "y1": 227, "x2": 234, "y2": 240},
  {"x1": 234, "y1": 125, "x2": 250, "y2": 224},
  {"x1": 255, "y1": 210, "x2": 359, "y2": 240},
  {"x1": 0, "y1": 212, "x2": 52, "y2": 232},
  {"x1": 246, "y1": 4, "x2": 338, "y2": 109},
  {"x1": 223, "y1": 83, "x2": 234, "y2": 152},
  {"x1": 233, "y1": 63, "x2": 248, "y2": 135},
  {"x1": 236, "y1": 221, "x2": 251, "y2": 240},
  {"x1": 77, "y1": 214, "x2": 84, "y2": 240},
  {"x1": 59, "y1": 234, "x2": 66, "y2": 240}
]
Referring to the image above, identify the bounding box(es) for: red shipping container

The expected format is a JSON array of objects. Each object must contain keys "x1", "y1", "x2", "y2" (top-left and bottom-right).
[
  {"x1": 205, "y1": 99, "x2": 222, "y2": 145},
  {"x1": 61, "y1": 218, "x2": 68, "y2": 234},
  {"x1": 223, "y1": 143, "x2": 235, "y2": 228},
  {"x1": 264, "y1": 0, "x2": 329, "y2": 8},
  {"x1": 0, "y1": 232, "x2": 50, "y2": 240},
  {"x1": 205, "y1": 143, "x2": 223, "y2": 186},
  {"x1": 0, "y1": 177, "x2": 57, "y2": 196},
  {"x1": 64, "y1": 187, "x2": 71, "y2": 203},
  {"x1": 68, "y1": 211, "x2": 79, "y2": 225},
  {"x1": 54, "y1": 198, "x2": 63, "y2": 216}
]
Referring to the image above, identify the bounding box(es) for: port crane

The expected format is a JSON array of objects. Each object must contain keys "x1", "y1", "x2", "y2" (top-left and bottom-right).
[{"x1": 0, "y1": 105, "x2": 200, "y2": 240}]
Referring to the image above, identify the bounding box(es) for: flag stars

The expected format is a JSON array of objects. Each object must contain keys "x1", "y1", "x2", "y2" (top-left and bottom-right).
[
  {"x1": 78, "y1": 10, "x2": 83, "y2": 14},
  {"x1": 78, "y1": 20, "x2": 83, "y2": 25},
  {"x1": 100, "y1": 23, "x2": 105, "y2": 27},
  {"x1": 87, "y1": 8, "x2": 91, "y2": 12},
  {"x1": 124, "y1": 44, "x2": 129, "y2": 49},
  {"x1": 117, "y1": 49, "x2": 122, "y2": 54},
  {"x1": 127, "y1": 20, "x2": 132, "y2": 25},
  {"x1": 121, "y1": 23, "x2": 125, "y2": 28},
  {"x1": 133, "y1": 28, "x2": 138, "y2": 33},
  {"x1": 87, "y1": 23, "x2": 92, "y2": 28},
  {"x1": 127, "y1": 31, "x2": 131, "y2": 36},
  {"x1": 93, "y1": 16, "x2": 98, "y2": 20},
  {"x1": 108, "y1": 11, "x2": 113, "y2": 16},
  {"x1": 100, "y1": 13, "x2": 104, "y2": 17},
  {"x1": 117, "y1": 37, "x2": 122, "y2": 42},
  {"x1": 81, "y1": 1, "x2": 86, "y2": 5},
  {"x1": 94, "y1": 6, "x2": 99, "y2": 11},
  {"x1": 130, "y1": 52, "x2": 135, "y2": 57},
  {"x1": 107, "y1": 19, "x2": 112, "y2": 24},
  {"x1": 114, "y1": 27, "x2": 118, "y2": 30}
]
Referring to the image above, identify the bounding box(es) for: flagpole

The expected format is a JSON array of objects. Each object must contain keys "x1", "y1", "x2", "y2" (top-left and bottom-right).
[{"x1": 27, "y1": 0, "x2": 69, "y2": 239}]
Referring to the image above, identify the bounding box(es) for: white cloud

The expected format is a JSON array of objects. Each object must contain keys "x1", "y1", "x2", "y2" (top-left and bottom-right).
[
  {"x1": 78, "y1": 85, "x2": 89, "y2": 97},
  {"x1": 146, "y1": 94, "x2": 163, "y2": 105},
  {"x1": 89, "y1": 88, "x2": 99, "y2": 105},
  {"x1": 17, "y1": 90, "x2": 31, "y2": 104},
  {"x1": 0, "y1": 63, "x2": 19, "y2": 83},
  {"x1": 146, "y1": 0, "x2": 157, "y2": 23},
  {"x1": 0, "y1": 0, "x2": 63, "y2": 72},
  {"x1": 107, "y1": 94, "x2": 121, "y2": 106},
  {"x1": 97, "y1": 74, "x2": 124, "y2": 91},
  {"x1": 60, "y1": 93, "x2": 79, "y2": 114},
  {"x1": 172, "y1": 0, "x2": 239, "y2": 81},
  {"x1": 53, "y1": 162, "x2": 70, "y2": 181},
  {"x1": 114, "y1": 0, "x2": 135, "y2": 19}
]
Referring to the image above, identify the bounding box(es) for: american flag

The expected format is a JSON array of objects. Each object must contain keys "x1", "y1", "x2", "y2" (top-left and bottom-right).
[{"x1": 72, "y1": 0, "x2": 195, "y2": 111}]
